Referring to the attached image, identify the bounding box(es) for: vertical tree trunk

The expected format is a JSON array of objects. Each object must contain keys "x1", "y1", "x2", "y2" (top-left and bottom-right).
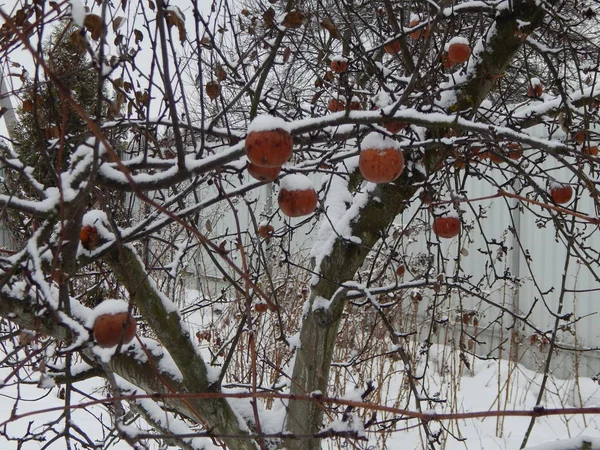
[{"x1": 285, "y1": 179, "x2": 419, "y2": 449}]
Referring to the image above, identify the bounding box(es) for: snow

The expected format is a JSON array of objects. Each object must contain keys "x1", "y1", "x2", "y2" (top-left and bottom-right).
[
  {"x1": 446, "y1": 36, "x2": 470, "y2": 48},
  {"x1": 361, "y1": 131, "x2": 401, "y2": 150},
  {"x1": 247, "y1": 114, "x2": 291, "y2": 133},
  {"x1": 279, "y1": 173, "x2": 314, "y2": 192},
  {"x1": 287, "y1": 332, "x2": 301, "y2": 349},
  {"x1": 327, "y1": 414, "x2": 366, "y2": 436},
  {"x1": 548, "y1": 180, "x2": 569, "y2": 190},
  {"x1": 436, "y1": 208, "x2": 460, "y2": 218},
  {"x1": 4, "y1": 306, "x2": 600, "y2": 450},
  {"x1": 86, "y1": 299, "x2": 132, "y2": 328},
  {"x1": 69, "y1": 0, "x2": 86, "y2": 27},
  {"x1": 341, "y1": 387, "x2": 365, "y2": 402},
  {"x1": 311, "y1": 295, "x2": 331, "y2": 311},
  {"x1": 165, "y1": 5, "x2": 185, "y2": 23},
  {"x1": 309, "y1": 159, "x2": 376, "y2": 285},
  {"x1": 525, "y1": 437, "x2": 600, "y2": 450},
  {"x1": 331, "y1": 55, "x2": 348, "y2": 63}
]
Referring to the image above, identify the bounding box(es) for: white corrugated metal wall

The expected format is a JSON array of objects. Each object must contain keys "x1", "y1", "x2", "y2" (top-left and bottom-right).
[
  {"x1": 397, "y1": 158, "x2": 600, "y2": 379},
  {"x1": 190, "y1": 158, "x2": 600, "y2": 377}
]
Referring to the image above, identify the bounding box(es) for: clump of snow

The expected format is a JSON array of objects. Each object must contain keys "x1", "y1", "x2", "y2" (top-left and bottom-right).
[
  {"x1": 410, "y1": 13, "x2": 421, "y2": 22},
  {"x1": 312, "y1": 295, "x2": 331, "y2": 311},
  {"x1": 331, "y1": 55, "x2": 348, "y2": 63},
  {"x1": 434, "y1": 207, "x2": 459, "y2": 219},
  {"x1": 327, "y1": 414, "x2": 366, "y2": 437},
  {"x1": 205, "y1": 363, "x2": 221, "y2": 385},
  {"x1": 531, "y1": 77, "x2": 542, "y2": 87},
  {"x1": 247, "y1": 114, "x2": 291, "y2": 133},
  {"x1": 342, "y1": 387, "x2": 365, "y2": 402},
  {"x1": 86, "y1": 299, "x2": 131, "y2": 328},
  {"x1": 361, "y1": 132, "x2": 401, "y2": 151},
  {"x1": 301, "y1": 298, "x2": 311, "y2": 317},
  {"x1": 69, "y1": 0, "x2": 86, "y2": 27},
  {"x1": 371, "y1": 91, "x2": 392, "y2": 109},
  {"x1": 131, "y1": 337, "x2": 184, "y2": 381},
  {"x1": 117, "y1": 377, "x2": 221, "y2": 450},
  {"x1": 165, "y1": 5, "x2": 185, "y2": 23},
  {"x1": 548, "y1": 180, "x2": 569, "y2": 191},
  {"x1": 287, "y1": 332, "x2": 301, "y2": 349},
  {"x1": 38, "y1": 374, "x2": 57, "y2": 389},
  {"x1": 310, "y1": 164, "x2": 377, "y2": 284},
  {"x1": 279, "y1": 173, "x2": 314, "y2": 192}
]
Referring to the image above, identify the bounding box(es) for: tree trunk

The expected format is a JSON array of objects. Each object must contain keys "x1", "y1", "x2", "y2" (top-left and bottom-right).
[{"x1": 285, "y1": 176, "x2": 420, "y2": 449}]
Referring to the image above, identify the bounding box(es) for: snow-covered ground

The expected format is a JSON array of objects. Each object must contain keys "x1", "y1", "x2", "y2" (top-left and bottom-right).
[{"x1": 2, "y1": 335, "x2": 600, "y2": 449}]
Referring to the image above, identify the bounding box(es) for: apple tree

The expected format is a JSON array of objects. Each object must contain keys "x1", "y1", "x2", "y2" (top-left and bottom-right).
[{"x1": 0, "y1": 0, "x2": 599, "y2": 449}]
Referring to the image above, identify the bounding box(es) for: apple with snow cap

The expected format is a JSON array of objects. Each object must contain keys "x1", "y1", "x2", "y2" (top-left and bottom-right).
[
  {"x1": 446, "y1": 37, "x2": 471, "y2": 65},
  {"x1": 528, "y1": 78, "x2": 543, "y2": 98},
  {"x1": 90, "y1": 299, "x2": 136, "y2": 348},
  {"x1": 245, "y1": 115, "x2": 293, "y2": 168},
  {"x1": 359, "y1": 132, "x2": 405, "y2": 184},
  {"x1": 432, "y1": 210, "x2": 461, "y2": 239},
  {"x1": 278, "y1": 174, "x2": 318, "y2": 217},
  {"x1": 548, "y1": 182, "x2": 573, "y2": 205},
  {"x1": 409, "y1": 15, "x2": 430, "y2": 40},
  {"x1": 330, "y1": 56, "x2": 348, "y2": 73}
]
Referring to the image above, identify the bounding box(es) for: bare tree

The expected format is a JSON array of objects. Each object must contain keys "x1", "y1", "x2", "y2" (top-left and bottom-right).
[{"x1": 0, "y1": 0, "x2": 600, "y2": 449}]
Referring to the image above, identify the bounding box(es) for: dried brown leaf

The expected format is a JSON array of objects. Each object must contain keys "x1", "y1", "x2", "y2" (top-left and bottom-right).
[
  {"x1": 112, "y1": 16, "x2": 124, "y2": 33},
  {"x1": 69, "y1": 30, "x2": 87, "y2": 54},
  {"x1": 205, "y1": 81, "x2": 221, "y2": 100},
  {"x1": 134, "y1": 29, "x2": 143, "y2": 44},
  {"x1": 282, "y1": 46, "x2": 291, "y2": 63},
  {"x1": 282, "y1": 11, "x2": 304, "y2": 28},
  {"x1": 199, "y1": 36, "x2": 212, "y2": 48},
  {"x1": 311, "y1": 91, "x2": 323, "y2": 104},
  {"x1": 263, "y1": 7, "x2": 275, "y2": 28},
  {"x1": 165, "y1": 9, "x2": 186, "y2": 42},
  {"x1": 215, "y1": 63, "x2": 227, "y2": 81},
  {"x1": 22, "y1": 99, "x2": 34, "y2": 112},
  {"x1": 320, "y1": 18, "x2": 341, "y2": 40},
  {"x1": 84, "y1": 14, "x2": 105, "y2": 41}
]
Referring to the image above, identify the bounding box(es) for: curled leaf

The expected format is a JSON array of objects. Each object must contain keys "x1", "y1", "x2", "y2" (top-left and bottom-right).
[
  {"x1": 282, "y1": 11, "x2": 304, "y2": 28},
  {"x1": 69, "y1": 29, "x2": 87, "y2": 54},
  {"x1": 22, "y1": 99, "x2": 34, "y2": 112},
  {"x1": 205, "y1": 81, "x2": 221, "y2": 100},
  {"x1": 215, "y1": 63, "x2": 227, "y2": 81},
  {"x1": 112, "y1": 16, "x2": 124, "y2": 33},
  {"x1": 282, "y1": 46, "x2": 291, "y2": 63},
  {"x1": 320, "y1": 18, "x2": 340, "y2": 40},
  {"x1": 165, "y1": 8, "x2": 186, "y2": 42},
  {"x1": 134, "y1": 29, "x2": 143, "y2": 44},
  {"x1": 263, "y1": 7, "x2": 275, "y2": 28},
  {"x1": 84, "y1": 14, "x2": 105, "y2": 41}
]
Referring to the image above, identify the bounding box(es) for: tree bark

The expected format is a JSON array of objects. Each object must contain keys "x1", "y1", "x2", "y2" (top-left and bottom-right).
[{"x1": 285, "y1": 174, "x2": 421, "y2": 449}]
